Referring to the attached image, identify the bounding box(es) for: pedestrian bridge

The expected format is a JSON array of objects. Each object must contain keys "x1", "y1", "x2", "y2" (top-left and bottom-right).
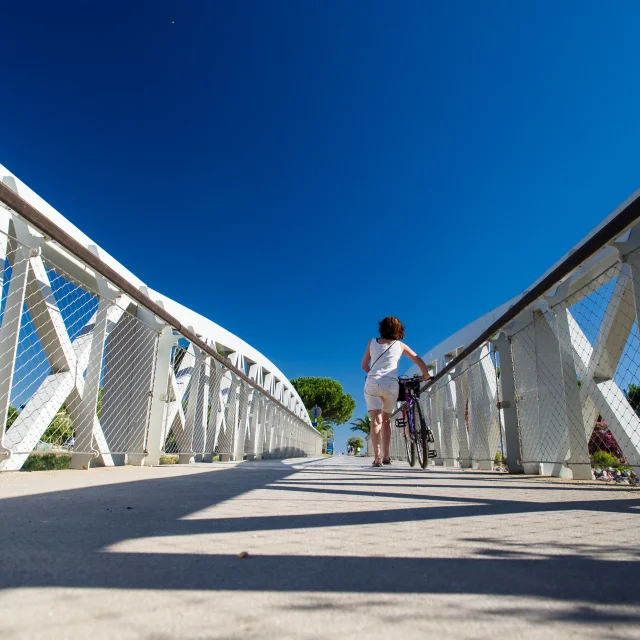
[
  {"x1": 2, "y1": 166, "x2": 640, "y2": 637},
  {"x1": 4, "y1": 164, "x2": 640, "y2": 482},
  {"x1": 1, "y1": 456, "x2": 638, "y2": 639}
]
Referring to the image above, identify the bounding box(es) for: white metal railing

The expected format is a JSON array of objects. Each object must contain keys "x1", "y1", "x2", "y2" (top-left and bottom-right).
[
  {"x1": 0, "y1": 166, "x2": 321, "y2": 470},
  {"x1": 390, "y1": 189, "x2": 640, "y2": 483}
]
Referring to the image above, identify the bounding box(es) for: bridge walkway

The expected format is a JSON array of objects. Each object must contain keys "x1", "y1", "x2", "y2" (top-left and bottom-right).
[{"x1": 1, "y1": 457, "x2": 639, "y2": 639}]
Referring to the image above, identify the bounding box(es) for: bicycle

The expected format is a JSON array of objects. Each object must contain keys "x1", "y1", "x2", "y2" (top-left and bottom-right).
[{"x1": 395, "y1": 375, "x2": 436, "y2": 468}]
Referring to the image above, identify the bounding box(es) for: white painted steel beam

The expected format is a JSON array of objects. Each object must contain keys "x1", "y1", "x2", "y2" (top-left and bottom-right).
[{"x1": 0, "y1": 164, "x2": 313, "y2": 431}]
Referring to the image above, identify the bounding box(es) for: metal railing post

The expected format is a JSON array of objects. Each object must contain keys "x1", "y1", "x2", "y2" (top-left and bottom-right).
[{"x1": 490, "y1": 334, "x2": 524, "y2": 474}]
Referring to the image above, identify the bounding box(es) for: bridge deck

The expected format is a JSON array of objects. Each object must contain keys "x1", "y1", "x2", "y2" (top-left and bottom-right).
[{"x1": 1, "y1": 457, "x2": 639, "y2": 639}]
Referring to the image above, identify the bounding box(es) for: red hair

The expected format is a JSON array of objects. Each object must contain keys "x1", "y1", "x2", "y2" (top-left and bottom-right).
[{"x1": 378, "y1": 316, "x2": 405, "y2": 340}]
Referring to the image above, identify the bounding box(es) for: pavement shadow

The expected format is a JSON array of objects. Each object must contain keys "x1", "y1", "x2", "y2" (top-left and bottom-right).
[{"x1": 0, "y1": 459, "x2": 639, "y2": 615}]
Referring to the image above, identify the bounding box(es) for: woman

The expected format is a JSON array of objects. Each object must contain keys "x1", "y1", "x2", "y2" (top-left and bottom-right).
[{"x1": 362, "y1": 316, "x2": 431, "y2": 467}]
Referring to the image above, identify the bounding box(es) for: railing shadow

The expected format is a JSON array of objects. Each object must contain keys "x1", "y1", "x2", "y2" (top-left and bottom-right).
[{"x1": 0, "y1": 458, "x2": 638, "y2": 616}]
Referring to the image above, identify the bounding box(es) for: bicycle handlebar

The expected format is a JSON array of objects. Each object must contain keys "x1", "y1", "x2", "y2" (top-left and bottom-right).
[{"x1": 399, "y1": 374, "x2": 433, "y2": 382}]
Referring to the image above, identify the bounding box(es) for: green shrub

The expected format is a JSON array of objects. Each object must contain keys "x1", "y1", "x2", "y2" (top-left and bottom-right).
[
  {"x1": 22, "y1": 452, "x2": 71, "y2": 472},
  {"x1": 590, "y1": 450, "x2": 630, "y2": 470},
  {"x1": 159, "y1": 455, "x2": 179, "y2": 465},
  {"x1": 494, "y1": 451, "x2": 503, "y2": 464},
  {"x1": 40, "y1": 411, "x2": 73, "y2": 446}
]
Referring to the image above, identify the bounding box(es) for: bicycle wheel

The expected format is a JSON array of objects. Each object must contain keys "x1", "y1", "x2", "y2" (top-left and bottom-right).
[
  {"x1": 404, "y1": 430, "x2": 416, "y2": 466},
  {"x1": 404, "y1": 405, "x2": 416, "y2": 467},
  {"x1": 414, "y1": 402, "x2": 429, "y2": 469}
]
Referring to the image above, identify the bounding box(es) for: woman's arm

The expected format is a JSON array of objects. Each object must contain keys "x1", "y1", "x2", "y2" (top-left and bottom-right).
[
  {"x1": 402, "y1": 344, "x2": 432, "y2": 381},
  {"x1": 361, "y1": 341, "x2": 372, "y2": 374}
]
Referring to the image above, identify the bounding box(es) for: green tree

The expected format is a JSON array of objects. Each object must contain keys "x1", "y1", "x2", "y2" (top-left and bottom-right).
[
  {"x1": 348, "y1": 436, "x2": 364, "y2": 453},
  {"x1": 350, "y1": 414, "x2": 371, "y2": 435},
  {"x1": 96, "y1": 388, "x2": 103, "y2": 420},
  {"x1": 5, "y1": 406, "x2": 19, "y2": 430},
  {"x1": 290, "y1": 377, "x2": 356, "y2": 427},
  {"x1": 4, "y1": 389, "x2": 105, "y2": 448},
  {"x1": 627, "y1": 384, "x2": 640, "y2": 417}
]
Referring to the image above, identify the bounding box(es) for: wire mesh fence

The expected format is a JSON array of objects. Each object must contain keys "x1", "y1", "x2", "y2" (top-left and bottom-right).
[
  {"x1": 388, "y1": 350, "x2": 505, "y2": 471},
  {"x1": 0, "y1": 217, "x2": 321, "y2": 470},
  {"x1": 158, "y1": 333, "x2": 322, "y2": 462},
  {"x1": 466, "y1": 351, "x2": 503, "y2": 469},
  {"x1": 510, "y1": 247, "x2": 640, "y2": 484},
  {"x1": 0, "y1": 225, "x2": 161, "y2": 469},
  {"x1": 162, "y1": 343, "x2": 208, "y2": 459}
]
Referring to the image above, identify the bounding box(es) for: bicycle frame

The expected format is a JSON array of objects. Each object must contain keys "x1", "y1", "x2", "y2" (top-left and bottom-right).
[
  {"x1": 396, "y1": 376, "x2": 436, "y2": 467},
  {"x1": 401, "y1": 391, "x2": 417, "y2": 439}
]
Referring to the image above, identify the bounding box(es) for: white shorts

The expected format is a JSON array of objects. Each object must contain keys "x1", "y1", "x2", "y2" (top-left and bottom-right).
[{"x1": 364, "y1": 377, "x2": 399, "y2": 414}]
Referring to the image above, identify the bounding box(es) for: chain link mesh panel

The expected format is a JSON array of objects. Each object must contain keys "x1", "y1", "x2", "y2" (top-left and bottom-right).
[
  {"x1": 387, "y1": 244, "x2": 640, "y2": 483},
  {"x1": 163, "y1": 345, "x2": 209, "y2": 458},
  {"x1": 466, "y1": 352, "x2": 502, "y2": 468},
  {"x1": 510, "y1": 249, "x2": 640, "y2": 483},
  {"x1": 160, "y1": 342, "x2": 321, "y2": 461},
  {"x1": 389, "y1": 351, "x2": 504, "y2": 470},
  {"x1": 0, "y1": 229, "x2": 160, "y2": 469},
  {"x1": 0, "y1": 226, "x2": 320, "y2": 470},
  {"x1": 98, "y1": 311, "x2": 159, "y2": 456}
]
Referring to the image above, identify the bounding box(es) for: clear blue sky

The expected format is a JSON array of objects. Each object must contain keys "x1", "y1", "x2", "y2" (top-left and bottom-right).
[{"x1": 2, "y1": 1, "x2": 640, "y2": 453}]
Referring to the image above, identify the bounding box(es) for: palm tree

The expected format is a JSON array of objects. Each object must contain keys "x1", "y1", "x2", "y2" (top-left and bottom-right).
[
  {"x1": 311, "y1": 416, "x2": 333, "y2": 440},
  {"x1": 349, "y1": 414, "x2": 370, "y2": 435}
]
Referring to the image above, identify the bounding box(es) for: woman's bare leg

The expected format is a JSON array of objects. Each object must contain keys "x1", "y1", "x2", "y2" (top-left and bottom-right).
[
  {"x1": 369, "y1": 410, "x2": 383, "y2": 463},
  {"x1": 381, "y1": 412, "x2": 392, "y2": 461}
]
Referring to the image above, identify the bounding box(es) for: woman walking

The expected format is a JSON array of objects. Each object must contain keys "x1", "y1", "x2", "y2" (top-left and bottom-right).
[{"x1": 362, "y1": 317, "x2": 431, "y2": 467}]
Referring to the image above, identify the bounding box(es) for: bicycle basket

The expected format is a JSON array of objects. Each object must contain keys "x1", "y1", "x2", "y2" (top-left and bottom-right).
[{"x1": 398, "y1": 377, "x2": 421, "y2": 401}]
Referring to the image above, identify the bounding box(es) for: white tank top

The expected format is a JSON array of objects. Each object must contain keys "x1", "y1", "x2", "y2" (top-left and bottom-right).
[{"x1": 368, "y1": 339, "x2": 403, "y2": 380}]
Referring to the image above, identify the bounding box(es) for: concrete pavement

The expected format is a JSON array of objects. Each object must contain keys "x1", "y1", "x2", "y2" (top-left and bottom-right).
[{"x1": 1, "y1": 456, "x2": 639, "y2": 639}]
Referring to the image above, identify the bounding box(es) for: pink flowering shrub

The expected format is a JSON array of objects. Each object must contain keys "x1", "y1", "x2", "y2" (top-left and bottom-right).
[{"x1": 589, "y1": 420, "x2": 623, "y2": 459}]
